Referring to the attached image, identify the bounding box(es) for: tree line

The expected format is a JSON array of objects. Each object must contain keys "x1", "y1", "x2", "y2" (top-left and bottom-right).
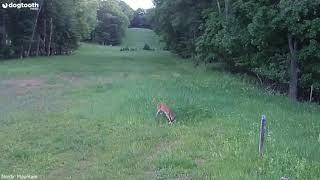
[
  {"x1": 1, "y1": 0, "x2": 318, "y2": 102},
  {"x1": 92, "y1": 0, "x2": 133, "y2": 46},
  {"x1": 129, "y1": 8, "x2": 153, "y2": 29},
  {"x1": 0, "y1": 0, "x2": 141, "y2": 58},
  {"x1": 0, "y1": 0, "x2": 99, "y2": 58},
  {"x1": 151, "y1": 0, "x2": 320, "y2": 102}
]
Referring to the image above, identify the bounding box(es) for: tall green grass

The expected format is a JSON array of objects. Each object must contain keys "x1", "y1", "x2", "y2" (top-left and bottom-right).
[
  {"x1": 0, "y1": 28, "x2": 319, "y2": 179},
  {"x1": 122, "y1": 28, "x2": 164, "y2": 49}
]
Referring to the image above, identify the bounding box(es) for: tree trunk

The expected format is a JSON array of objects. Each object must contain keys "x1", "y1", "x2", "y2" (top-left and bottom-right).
[
  {"x1": 216, "y1": 0, "x2": 221, "y2": 15},
  {"x1": 288, "y1": 34, "x2": 298, "y2": 101},
  {"x1": 52, "y1": 43, "x2": 56, "y2": 55},
  {"x1": 47, "y1": 18, "x2": 53, "y2": 56},
  {"x1": 26, "y1": 0, "x2": 43, "y2": 57},
  {"x1": 43, "y1": 18, "x2": 47, "y2": 55},
  {"x1": 224, "y1": 0, "x2": 229, "y2": 21},
  {"x1": 17, "y1": 0, "x2": 23, "y2": 59},
  {"x1": 36, "y1": 34, "x2": 40, "y2": 56},
  {"x1": 20, "y1": 46, "x2": 24, "y2": 59},
  {"x1": 0, "y1": 10, "x2": 6, "y2": 47}
]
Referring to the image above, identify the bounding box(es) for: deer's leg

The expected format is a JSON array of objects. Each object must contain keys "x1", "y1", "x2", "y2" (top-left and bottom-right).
[
  {"x1": 156, "y1": 109, "x2": 161, "y2": 117},
  {"x1": 165, "y1": 112, "x2": 171, "y2": 123}
]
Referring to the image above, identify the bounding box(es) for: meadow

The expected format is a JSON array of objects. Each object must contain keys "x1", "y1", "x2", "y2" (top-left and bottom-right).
[{"x1": 0, "y1": 28, "x2": 319, "y2": 179}]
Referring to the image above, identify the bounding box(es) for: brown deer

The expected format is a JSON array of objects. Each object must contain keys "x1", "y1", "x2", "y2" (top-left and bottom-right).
[{"x1": 153, "y1": 97, "x2": 175, "y2": 125}]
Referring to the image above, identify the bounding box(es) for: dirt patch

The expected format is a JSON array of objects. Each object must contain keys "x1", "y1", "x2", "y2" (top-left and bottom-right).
[
  {"x1": 58, "y1": 74, "x2": 96, "y2": 88},
  {"x1": 59, "y1": 75, "x2": 81, "y2": 83},
  {"x1": 2, "y1": 79, "x2": 44, "y2": 88},
  {"x1": 0, "y1": 78, "x2": 45, "y2": 95},
  {"x1": 59, "y1": 74, "x2": 125, "y2": 86}
]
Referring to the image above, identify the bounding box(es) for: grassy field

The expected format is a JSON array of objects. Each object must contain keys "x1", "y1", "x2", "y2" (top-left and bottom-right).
[
  {"x1": 0, "y1": 28, "x2": 319, "y2": 179},
  {"x1": 122, "y1": 28, "x2": 164, "y2": 49}
]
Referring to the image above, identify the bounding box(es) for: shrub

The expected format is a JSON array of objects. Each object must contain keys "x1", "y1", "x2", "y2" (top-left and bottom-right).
[
  {"x1": 120, "y1": 46, "x2": 130, "y2": 51},
  {"x1": 143, "y1": 43, "x2": 151, "y2": 50}
]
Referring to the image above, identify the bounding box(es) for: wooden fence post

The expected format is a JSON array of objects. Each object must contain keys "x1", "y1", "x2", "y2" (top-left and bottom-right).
[
  {"x1": 259, "y1": 115, "x2": 267, "y2": 158},
  {"x1": 309, "y1": 85, "x2": 314, "y2": 102}
]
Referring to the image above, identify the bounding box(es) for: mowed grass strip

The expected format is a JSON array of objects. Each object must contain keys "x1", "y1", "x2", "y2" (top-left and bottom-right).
[{"x1": 0, "y1": 28, "x2": 319, "y2": 179}]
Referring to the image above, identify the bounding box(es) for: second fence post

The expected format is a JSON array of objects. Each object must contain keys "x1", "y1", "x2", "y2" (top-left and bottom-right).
[{"x1": 259, "y1": 115, "x2": 267, "y2": 158}]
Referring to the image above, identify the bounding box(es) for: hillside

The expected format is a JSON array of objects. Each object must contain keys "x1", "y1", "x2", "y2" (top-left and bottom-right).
[
  {"x1": 0, "y1": 28, "x2": 319, "y2": 179},
  {"x1": 122, "y1": 28, "x2": 164, "y2": 49}
]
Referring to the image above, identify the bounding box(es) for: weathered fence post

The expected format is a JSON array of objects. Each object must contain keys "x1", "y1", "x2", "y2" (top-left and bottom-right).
[
  {"x1": 259, "y1": 115, "x2": 267, "y2": 158},
  {"x1": 309, "y1": 85, "x2": 314, "y2": 102}
]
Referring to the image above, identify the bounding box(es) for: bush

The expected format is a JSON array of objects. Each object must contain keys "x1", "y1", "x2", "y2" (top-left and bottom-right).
[
  {"x1": 120, "y1": 46, "x2": 130, "y2": 51},
  {"x1": 143, "y1": 43, "x2": 151, "y2": 50},
  {"x1": 0, "y1": 45, "x2": 15, "y2": 59}
]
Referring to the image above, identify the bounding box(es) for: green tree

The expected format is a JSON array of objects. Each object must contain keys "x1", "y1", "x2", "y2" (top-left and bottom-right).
[
  {"x1": 92, "y1": 0, "x2": 130, "y2": 46},
  {"x1": 119, "y1": 1, "x2": 134, "y2": 22},
  {"x1": 153, "y1": 0, "x2": 320, "y2": 102},
  {"x1": 0, "y1": 0, "x2": 99, "y2": 58}
]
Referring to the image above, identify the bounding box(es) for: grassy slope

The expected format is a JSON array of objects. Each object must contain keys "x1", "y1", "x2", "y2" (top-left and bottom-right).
[
  {"x1": 122, "y1": 28, "x2": 164, "y2": 49},
  {"x1": 0, "y1": 28, "x2": 319, "y2": 179}
]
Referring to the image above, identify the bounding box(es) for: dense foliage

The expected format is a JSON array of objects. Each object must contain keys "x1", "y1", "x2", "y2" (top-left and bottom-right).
[
  {"x1": 0, "y1": 0, "x2": 134, "y2": 57},
  {"x1": 152, "y1": 0, "x2": 320, "y2": 101},
  {"x1": 92, "y1": 0, "x2": 132, "y2": 45},
  {"x1": 130, "y1": 8, "x2": 152, "y2": 29},
  {"x1": 0, "y1": 0, "x2": 99, "y2": 58}
]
